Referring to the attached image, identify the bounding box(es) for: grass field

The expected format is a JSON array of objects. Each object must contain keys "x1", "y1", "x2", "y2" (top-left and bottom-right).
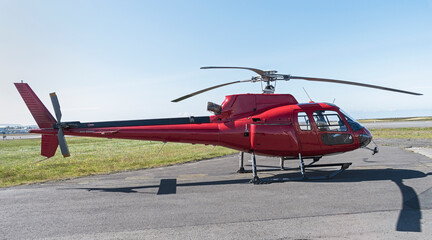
[
  {"x1": 369, "y1": 127, "x2": 432, "y2": 139},
  {"x1": 0, "y1": 138, "x2": 236, "y2": 187},
  {"x1": 1, "y1": 127, "x2": 431, "y2": 188}
]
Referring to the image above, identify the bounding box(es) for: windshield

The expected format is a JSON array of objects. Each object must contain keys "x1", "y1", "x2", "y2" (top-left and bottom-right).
[
  {"x1": 339, "y1": 109, "x2": 364, "y2": 132},
  {"x1": 312, "y1": 110, "x2": 347, "y2": 132}
]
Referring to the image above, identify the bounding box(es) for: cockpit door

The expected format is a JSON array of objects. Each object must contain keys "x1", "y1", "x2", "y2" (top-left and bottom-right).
[
  {"x1": 294, "y1": 110, "x2": 322, "y2": 156},
  {"x1": 312, "y1": 110, "x2": 357, "y2": 154}
]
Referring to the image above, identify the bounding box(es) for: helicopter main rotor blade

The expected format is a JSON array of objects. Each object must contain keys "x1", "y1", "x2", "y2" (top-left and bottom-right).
[
  {"x1": 201, "y1": 66, "x2": 267, "y2": 77},
  {"x1": 172, "y1": 79, "x2": 253, "y2": 102},
  {"x1": 290, "y1": 76, "x2": 423, "y2": 96}
]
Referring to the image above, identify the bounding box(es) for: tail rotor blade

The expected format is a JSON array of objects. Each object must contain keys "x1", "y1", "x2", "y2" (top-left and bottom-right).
[
  {"x1": 50, "y1": 92, "x2": 63, "y2": 122},
  {"x1": 50, "y1": 92, "x2": 71, "y2": 157},
  {"x1": 57, "y1": 128, "x2": 70, "y2": 157}
]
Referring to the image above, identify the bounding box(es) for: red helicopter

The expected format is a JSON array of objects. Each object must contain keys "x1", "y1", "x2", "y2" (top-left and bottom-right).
[{"x1": 15, "y1": 67, "x2": 422, "y2": 183}]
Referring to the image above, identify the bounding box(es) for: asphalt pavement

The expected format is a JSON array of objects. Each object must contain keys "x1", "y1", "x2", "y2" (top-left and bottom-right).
[{"x1": 1, "y1": 146, "x2": 432, "y2": 239}]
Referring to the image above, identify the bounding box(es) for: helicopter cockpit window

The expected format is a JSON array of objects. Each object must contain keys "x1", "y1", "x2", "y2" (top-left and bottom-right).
[
  {"x1": 339, "y1": 109, "x2": 365, "y2": 132},
  {"x1": 313, "y1": 111, "x2": 347, "y2": 132},
  {"x1": 297, "y1": 112, "x2": 311, "y2": 131}
]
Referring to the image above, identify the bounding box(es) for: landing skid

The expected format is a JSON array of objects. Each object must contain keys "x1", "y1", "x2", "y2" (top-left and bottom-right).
[
  {"x1": 280, "y1": 156, "x2": 322, "y2": 170},
  {"x1": 238, "y1": 152, "x2": 352, "y2": 184},
  {"x1": 260, "y1": 162, "x2": 352, "y2": 183}
]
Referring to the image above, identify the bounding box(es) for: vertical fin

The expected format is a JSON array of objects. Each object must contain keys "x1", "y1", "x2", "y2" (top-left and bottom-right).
[{"x1": 14, "y1": 83, "x2": 56, "y2": 129}]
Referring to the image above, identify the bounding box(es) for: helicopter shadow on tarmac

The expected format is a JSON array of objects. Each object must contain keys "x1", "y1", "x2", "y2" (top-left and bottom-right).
[
  {"x1": 71, "y1": 166, "x2": 431, "y2": 233},
  {"x1": 318, "y1": 168, "x2": 431, "y2": 233},
  {"x1": 265, "y1": 167, "x2": 432, "y2": 233}
]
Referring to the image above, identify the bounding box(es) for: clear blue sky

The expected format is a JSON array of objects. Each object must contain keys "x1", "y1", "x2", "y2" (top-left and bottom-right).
[{"x1": 1, "y1": 0, "x2": 431, "y2": 125}]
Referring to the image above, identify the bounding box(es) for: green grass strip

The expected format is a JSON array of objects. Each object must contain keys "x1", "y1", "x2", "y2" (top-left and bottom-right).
[
  {"x1": 0, "y1": 137, "x2": 236, "y2": 187},
  {"x1": 369, "y1": 127, "x2": 432, "y2": 139}
]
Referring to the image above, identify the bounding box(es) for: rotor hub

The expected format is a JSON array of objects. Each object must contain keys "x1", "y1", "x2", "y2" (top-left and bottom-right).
[{"x1": 263, "y1": 84, "x2": 275, "y2": 94}]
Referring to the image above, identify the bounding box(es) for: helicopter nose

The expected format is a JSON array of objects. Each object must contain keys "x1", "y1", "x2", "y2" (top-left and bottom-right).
[{"x1": 358, "y1": 128, "x2": 373, "y2": 147}]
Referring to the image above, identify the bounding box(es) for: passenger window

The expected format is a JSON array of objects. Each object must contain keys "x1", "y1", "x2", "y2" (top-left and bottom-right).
[
  {"x1": 313, "y1": 111, "x2": 347, "y2": 132},
  {"x1": 297, "y1": 112, "x2": 311, "y2": 131},
  {"x1": 321, "y1": 133, "x2": 354, "y2": 145}
]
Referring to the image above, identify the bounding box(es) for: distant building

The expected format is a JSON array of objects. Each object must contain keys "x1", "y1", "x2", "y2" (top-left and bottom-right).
[{"x1": 0, "y1": 125, "x2": 31, "y2": 134}]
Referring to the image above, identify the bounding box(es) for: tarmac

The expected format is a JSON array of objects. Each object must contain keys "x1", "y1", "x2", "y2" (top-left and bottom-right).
[{"x1": 1, "y1": 145, "x2": 432, "y2": 239}]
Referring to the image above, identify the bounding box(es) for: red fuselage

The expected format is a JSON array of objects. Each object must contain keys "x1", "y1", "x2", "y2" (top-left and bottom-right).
[{"x1": 30, "y1": 93, "x2": 372, "y2": 157}]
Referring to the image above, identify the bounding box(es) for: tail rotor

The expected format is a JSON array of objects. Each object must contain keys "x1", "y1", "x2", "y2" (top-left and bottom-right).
[{"x1": 50, "y1": 93, "x2": 70, "y2": 157}]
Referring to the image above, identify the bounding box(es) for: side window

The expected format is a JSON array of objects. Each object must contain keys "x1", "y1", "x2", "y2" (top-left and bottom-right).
[
  {"x1": 313, "y1": 111, "x2": 347, "y2": 132},
  {"x1": 321, "y1": 133, "x2": 354, "y2": 145},
  {"x1": 297, "y1": 112, "x2": 311, "y2": 131}
]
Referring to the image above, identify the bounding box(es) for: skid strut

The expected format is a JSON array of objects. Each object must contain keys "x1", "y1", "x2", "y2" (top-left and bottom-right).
[
  {"x1": 299, "y1": 153, "x2": 305, "y2": 178},
  {"x1": 280, "y1": 157, "x2": 284, "y2": 170},
  {"x1": 250, "y1": 151, "x2": 260, "y2": 184},
  {"x1": 237, "y1": 152, "x2": 246, "y2": 173}
]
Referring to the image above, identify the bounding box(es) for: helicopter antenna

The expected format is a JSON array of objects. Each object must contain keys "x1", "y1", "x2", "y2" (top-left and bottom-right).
[
  {"x1": 333, "y1": 98, "x2": 336, "y2": 104},
  {"x1": 302, "y1": 87, "x2": 313, "y2": 102}
]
